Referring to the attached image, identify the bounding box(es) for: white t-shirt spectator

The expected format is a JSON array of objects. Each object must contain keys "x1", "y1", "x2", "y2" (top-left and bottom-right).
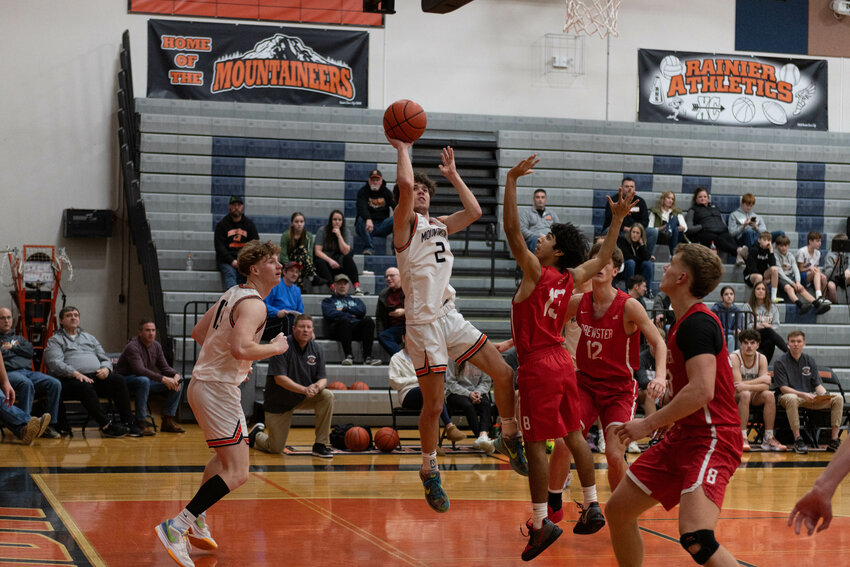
[{"x1": 796, "y1": 246, "x2": 820, "y2": 271}]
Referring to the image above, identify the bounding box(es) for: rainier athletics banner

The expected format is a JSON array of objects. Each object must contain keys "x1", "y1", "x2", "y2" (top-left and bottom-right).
[
  {"x1": 147, "y1": 19, "x2": 368, "y2": 107},
  {"x1": 638, "y1": 49, "x2": 827, "y2": 130}
]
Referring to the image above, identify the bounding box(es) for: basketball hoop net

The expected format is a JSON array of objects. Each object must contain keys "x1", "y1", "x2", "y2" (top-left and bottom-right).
[{"x1": 564, "y1": 0, "x2": 621, "y2": 38}]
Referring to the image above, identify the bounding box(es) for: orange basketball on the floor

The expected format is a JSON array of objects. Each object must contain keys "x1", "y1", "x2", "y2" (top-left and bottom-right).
[
  {"x1": 349, "y1": 381, "x2": 370, "y2": 390},
  {"x1": 383, "y1": 99, "x2": 427, "y2": 143},
  {"x1": 345, "y1": 426, "x2": 371, "y2": 452},
  {"x1": 327, "y1": 381, "x2": 347, "y2": 390},
  {"x1": 374, "y1": 427, "x2": 399, "y2": 453}
]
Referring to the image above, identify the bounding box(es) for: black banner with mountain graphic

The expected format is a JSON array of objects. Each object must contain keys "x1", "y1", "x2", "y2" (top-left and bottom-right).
[{"x1": 147, "y1": 19, "x2": 368, "y2": 107}]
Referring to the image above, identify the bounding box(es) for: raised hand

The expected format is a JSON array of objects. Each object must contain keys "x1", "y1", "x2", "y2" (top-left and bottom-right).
[
  {"x1": 385, "y1": 133, "x2": 413, "y2": 151},
  {"x1": 438, "y1": 146, "x2": 457, "y2": 178},
  {"x1": 507, "y1": 154, "x2": 540, "y2": 180},
  {"x1": 608, "y1": 187, "x2": 638, "y2": 221}
]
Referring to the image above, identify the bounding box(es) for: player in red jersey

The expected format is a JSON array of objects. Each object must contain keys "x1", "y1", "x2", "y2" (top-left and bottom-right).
[
  {"x1": 607, "y1": 243, "x2": 743, "y2": 567},
  {"x1": 503, "y1": 154, "x2": 636, "y2": 561},
  {"x1": 556, "y1": 241, "x2": 667, "y2": 492}
]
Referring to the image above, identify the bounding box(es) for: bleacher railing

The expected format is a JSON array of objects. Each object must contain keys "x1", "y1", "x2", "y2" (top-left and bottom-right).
[{"x1": 181, "y1": 300, "x2": 215, "y2": 379}]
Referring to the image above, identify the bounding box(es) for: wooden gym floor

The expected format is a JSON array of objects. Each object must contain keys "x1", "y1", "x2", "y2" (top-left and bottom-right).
[{"x1": 2, "y1": 425, "x2": 849, "y2": 567}]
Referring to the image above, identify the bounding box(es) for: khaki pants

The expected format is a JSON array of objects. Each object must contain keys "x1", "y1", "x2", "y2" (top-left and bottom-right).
[
  {"x1": 778, "y1": 393, "x2": 843, "y2": 432},
  {"x1": 255, "y1": 389, "x2": 334, "y2": 454}
]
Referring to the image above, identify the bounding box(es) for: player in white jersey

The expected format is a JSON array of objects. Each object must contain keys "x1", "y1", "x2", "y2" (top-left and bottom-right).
[
  {"x1": 388, "y1": 136, "x2": 523, "y2": 513},
  {"x1": 156, "y1": 240, "x2": 289, "y2": 567}
]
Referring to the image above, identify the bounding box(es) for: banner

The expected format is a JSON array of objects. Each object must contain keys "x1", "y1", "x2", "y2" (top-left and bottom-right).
[
  {"x1": 638, "y1": 49, "x2": 827, "y2": 130},
  {"x1": 147, "y1": 19, "x2": 368, "y2": 107}
]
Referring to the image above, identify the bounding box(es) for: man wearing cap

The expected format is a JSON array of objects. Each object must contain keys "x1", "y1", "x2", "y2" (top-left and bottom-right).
[
  {"x1": 355, "y1": 169, "x2": 395, "y2": 255},
  {"x1": 321, "y1": 274, "x2": 381, "y2": 366},
  {"x1": 214, "y1": 195, "x2": 260, "y2": 289},
  {"x1": 263, "y1": 260, "x2": 305, "y2": 340}
]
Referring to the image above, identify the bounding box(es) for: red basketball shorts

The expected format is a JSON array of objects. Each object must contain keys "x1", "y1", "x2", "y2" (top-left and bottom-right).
[
  {"x1": 517, "y1": 345, "x2": 580, "y2": 442},
  {"x1": 575, "y1": 372, "x2": 638, "y2": 436},
  {"x1": 626, "y1": 424, "x2": 743, "y2": 511}
]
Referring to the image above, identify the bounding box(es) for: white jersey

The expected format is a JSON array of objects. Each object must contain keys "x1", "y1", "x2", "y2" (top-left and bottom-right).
[
  {"x1": 732, "y1": 349, "x2": 761, "y2": 382},
  {"x1": 192, "y1": 285, "x2": 265, "y2": 385},
  {"x1": 395, "y1": 213, "x2": 456, "y2": 324}
]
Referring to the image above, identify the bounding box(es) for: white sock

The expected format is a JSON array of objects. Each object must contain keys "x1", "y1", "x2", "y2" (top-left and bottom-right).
[
  {"x1": 171, "y1": 509, "x2": 197, "y2": 533},
  {"x1": 582, "y1": 485, "x2": 598, "y2": 507},
  {"x1": 816, "y1": 290, "x2": 822, "y2": 299},
  {"x1": 742, "y1": 429, "x2": 748, "y2": 440},
  {"x1": 771, "y1": 287, "x2": 778, "y2": 301},
  {"x1": 532, "y1": 502, "x2": 547, "y2": 529},
  {"x1": 766, "y1": 429, "x2": 775, "y2": 440},
  {"x1": 422, "y1": 450, "x2": 438, "y2": 473}
]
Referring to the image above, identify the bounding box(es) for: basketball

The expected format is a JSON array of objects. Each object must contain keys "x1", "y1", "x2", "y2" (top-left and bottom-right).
[
  {"x1": 327, "y1": 381, "x2": 347, "y2": 390},
  {"x1": 348, "y1": 381, "x2": 370, "y2": 390},
  {"x1": 345, "y1": 426, "x2": 371, "y2": 451},
  {"x1": 374, "y1": 427, "x2": 399, "y2": 452},
  {"x1": 731, "y1": 97, "x2": 755, "y2": 124},
  {"x1": 383, "y1": 99, "x2": 427, "y2": 143}
]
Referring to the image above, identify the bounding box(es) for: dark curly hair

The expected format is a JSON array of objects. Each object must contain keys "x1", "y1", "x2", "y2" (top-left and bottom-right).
[
  {"x1": 551, "y1": 223, "x2": 588, "y2": 270},
  {"x1": 393, "y1": 171, "x2": 436, "y2": 204}
]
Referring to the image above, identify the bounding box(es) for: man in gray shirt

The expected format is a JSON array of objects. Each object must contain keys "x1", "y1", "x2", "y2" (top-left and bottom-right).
[
  {"x1": 519, "y1": 189, "x2": 559, "y2": 252},
  {"x1": 249, "y1": 314, "x2": 334, "y2": 458},
  {"x1": 773, "y1": 329, "x2": 843, "y2": 455},
  {"x1": 44, "y1": 306, "x2": 139, "y2": 437}
]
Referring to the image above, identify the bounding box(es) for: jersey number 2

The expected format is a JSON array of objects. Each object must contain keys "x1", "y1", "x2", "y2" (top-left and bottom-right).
[{"x1": 434, "y1": 241, "x2": 446, "y2": 263}]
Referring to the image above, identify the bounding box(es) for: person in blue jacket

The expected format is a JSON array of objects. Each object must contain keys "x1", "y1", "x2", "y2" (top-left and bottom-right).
[{"x1": 263, "y1": 261, "x2": 305, "y2": 340}]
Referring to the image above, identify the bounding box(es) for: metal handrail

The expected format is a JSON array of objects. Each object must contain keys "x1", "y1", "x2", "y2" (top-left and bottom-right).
[{"x1": 181, "y1": 300, "x2": 215, "y2": 379}]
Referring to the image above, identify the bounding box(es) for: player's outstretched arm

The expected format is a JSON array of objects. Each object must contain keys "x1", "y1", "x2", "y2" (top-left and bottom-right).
[
  {"x1": 231, "y1": 298, "x2": 288, "y2": 361},
  {"x1": 388, "y1": 135, "x2": 415, "y2": 250},
  {"x1": 572, "y1": 188, "x2": 638, "y2": 286},
  {"x1": 438, "y1": 146, "x2": 482, "y2": 235},
  {"x1": 789, "y1": 438, "x2": 850, "y2": 535},
  {"x1": 503, "y1": 155, "x2": 541, "y2": 284}
]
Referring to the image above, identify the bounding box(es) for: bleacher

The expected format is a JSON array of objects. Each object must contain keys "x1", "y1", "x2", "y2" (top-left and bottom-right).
[{"x1": 135, "y1": 97, "x2": 850, "y2": 425}]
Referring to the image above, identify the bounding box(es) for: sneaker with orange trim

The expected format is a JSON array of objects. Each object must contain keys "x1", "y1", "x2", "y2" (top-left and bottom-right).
[{"x1": 187, "y1": 515, "x2": 218, "y2": 550}]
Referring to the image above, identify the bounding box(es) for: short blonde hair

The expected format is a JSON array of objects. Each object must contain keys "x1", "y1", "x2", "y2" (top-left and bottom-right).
[
  {"x1": 674, "y1": 243, "x2": 723, "y2": 299},
  {"x1": 237, "y1": 240, "x2": 281, "y2": 276}
]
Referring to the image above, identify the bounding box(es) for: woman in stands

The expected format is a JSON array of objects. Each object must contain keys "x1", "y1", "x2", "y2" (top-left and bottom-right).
[
  {"x1": 648, "y1": 191, "x2": 687, "y2": 256},
  {"x1": 279, "y1": 211, "x2": 317, "y2": 289},
  {"x1": 711, "y1": 285, "x2": 743, "y2": 352},
  {"x1": 741, "y1": 281, "x2": 788, "y2": 362},
  {"x1": 685, "y1": 187, "x2": 745, "y2": 265},
  {"x1": 618, "y1": 223, "x2": 654, "y2": 294},
  {"x1": 314, "y1": 210, "x2": 363, "y2": 295}
]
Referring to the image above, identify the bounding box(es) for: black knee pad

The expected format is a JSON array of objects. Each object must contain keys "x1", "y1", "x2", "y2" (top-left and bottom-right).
[{"x1": 679, "y1": 530, "x2": 719, "y2": 565}]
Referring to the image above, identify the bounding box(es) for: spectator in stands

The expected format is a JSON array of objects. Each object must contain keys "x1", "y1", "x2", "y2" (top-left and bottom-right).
[
  {"x1": 797, "y1": 231, "x2": 831, "y2": 313},
  {"x1": 602, "y1": 177, "x2": 658, "y2": 255},
  {"x1": 741, "y1": 282, "x2": 788, "y2": 363},
  {"x1": 0, "y1": 351, "x2": 51, "y2": 445},
  {"x1": 774, "y1": 234, "x2": 819, "y2": 315},
  {"x1": 633, "y1": 329, "x2": 666, "y2": 435},
  {"x1": 824, "y1": 233, "x2": 850, "y2": 303},
  {"x1": 355, "y1": 169, "x2": 395, "y2": 256},
  {"x1": 321, "y1": 274, "x2": 380, "y2": 366},
  {"x1": 519, "y1": 189, "x2": 560, "y2": 252},
  {"x1": 647, "y1": 191, "x2": 687, "y2": 255},
  {"x1": 263, "y1": 261, "x2": 304, "y2": 341},
  {"x1": 446, "y1": 360, "x2": 495, "y2": 453},
  {"x1": 389, "y1": 333, "x2": 465, "y2": 447},
  {"x1": 214, "y1": 195, "x2": 259, "y2": 290},
  {"x1": 279, "y1": 212, "x2": 318, "y2": 289},
  {"x1": 376, "y1": 267, "x2": 405, "y2": 356},
  {"x1": 627, "y1": 275, "x2": 648, "y2": 310},
  {"x1": 0, "y1": 307, "x2": 62, "y2": 438},
  {"x1": 314, "y1": 210, "x2": 363, "y2": 295},
  {"x1": 249, "y1": 314, "x2": 334, "y2": 458},
  {"x1": 774, "y1": 330, "x2": 843, "y2": 455},
  {"x1": 743, "y1": 231, "x2": 780, "y2": 300},
  {"x1": 727, "y1": 193, "x2": 784, "y2": 248},
  {"x1": 44, "y1": 306, "x2": 137, "y2": 437},
  {"x1": 730, "y1": 328, "x2": 786, "y2": 452},
  {"x1": 617, "y1": 223, "x2": 653, "y2": 294},
  {"x1": 711, "y1": 286, "x2": 744, "y2": 352},
  {"x1": 685, "y1": 187, "x2": 746, "y2": 265},
  {"x1": 116, "y1": 318, "x2": 185, "y2": 434}
]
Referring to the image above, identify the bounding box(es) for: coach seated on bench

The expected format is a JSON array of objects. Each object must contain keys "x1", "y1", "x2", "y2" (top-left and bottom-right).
[
  {"x1": 115, "y1": 318, "x2": 185, "y2": 434},
  {"x1": 44, "y1": 306, "x2": 139, "y2": 438},
  {"x1": 249, "y1": 314, "x2": 334, "y2": 459},
  {"x1": 774, "y1": 329, "x2": 843, "y2": 455}
]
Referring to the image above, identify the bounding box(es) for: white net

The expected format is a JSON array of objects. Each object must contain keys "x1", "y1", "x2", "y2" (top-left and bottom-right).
[
  {"x1": 564, "y1": 0, "x2": 621, "y2": 38},
  {"x1": 56, "y1": 247, "x2": 73, "y2": 282}
]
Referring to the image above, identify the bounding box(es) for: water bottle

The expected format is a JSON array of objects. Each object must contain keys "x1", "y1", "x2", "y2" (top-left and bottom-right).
[{"x1": 185, "y1": 252, "x2": 193, "y2": 271}]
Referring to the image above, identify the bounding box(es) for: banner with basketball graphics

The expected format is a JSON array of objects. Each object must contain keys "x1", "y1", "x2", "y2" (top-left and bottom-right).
[
  {"x1": 147, "y1": 19, "x2": 368, "y2": 107},
  {"x1": 637, "y1": 49, "x2": 827, "y2": 130}
]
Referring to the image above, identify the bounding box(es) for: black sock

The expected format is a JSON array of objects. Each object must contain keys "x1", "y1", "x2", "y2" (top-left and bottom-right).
[
  {"x1": 186, "y1": 475, "x2": 230, "y2": 517},
  {"x1": 547, "y1": 491, "x2": 562, "y2": 511}
]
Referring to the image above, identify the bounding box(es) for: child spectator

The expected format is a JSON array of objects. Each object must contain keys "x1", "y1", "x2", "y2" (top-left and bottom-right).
[
  {"x1": 727, "y1": 193, "x2": 785, "y2": 248},
  {"x1": 797, "y1": 231, "x2": 831, "y2": 313},
  {"x1": 824, "y1": 233, "x2": 850, "y2": 303},
  {"x1": 741, "y1": 281, "x2": 788, "y2": 362},
  {"x1": 279, "y1": 212, "x2": 318, "y2": 289},
  {"x1": 743, "y1": 231, "x2": 780, "y2": 299},
  {"x1": 774, "y1": 235, "x2": 820, "y2": 314},
  {"x1": 648, "y1": 191, "x2": 687, "y2": 256},
  {"x1": 711, "y1": 286, "x2": 744, "y2": 352}
]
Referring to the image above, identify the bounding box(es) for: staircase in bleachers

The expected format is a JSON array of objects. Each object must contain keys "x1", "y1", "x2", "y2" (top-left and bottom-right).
[{"x1": 136, "y1": 97, "x2": 850, "y2": 424}]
